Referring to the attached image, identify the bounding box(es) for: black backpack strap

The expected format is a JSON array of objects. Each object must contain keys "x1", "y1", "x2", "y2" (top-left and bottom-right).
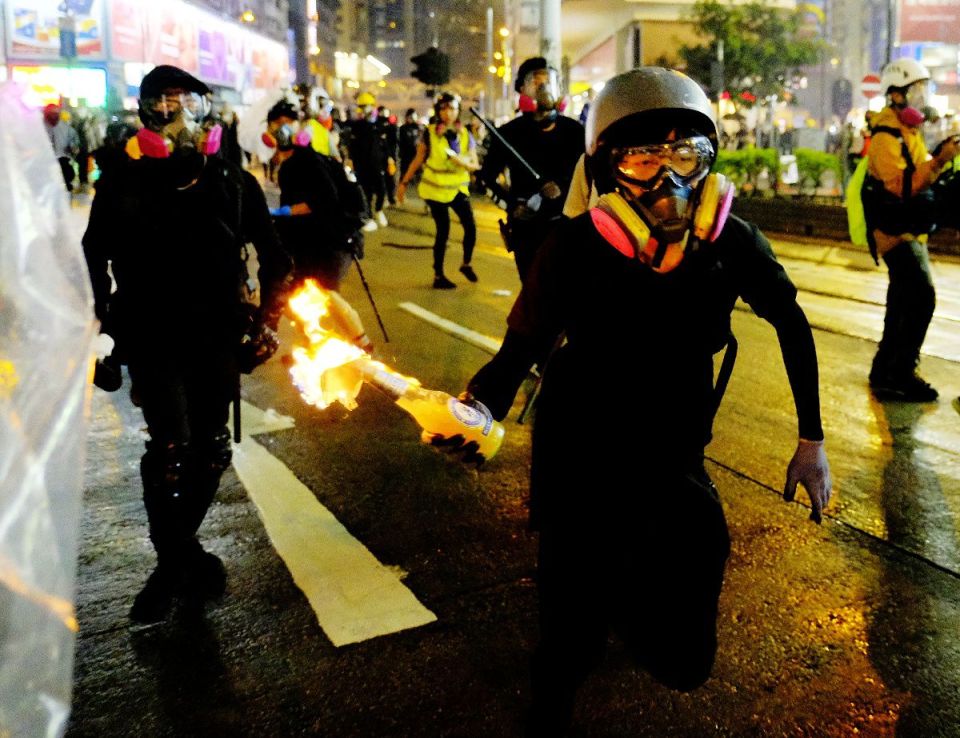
[
  {"x1": 710, "y1": 331, "x2": 738, "y2": 425},
  {"x1": 871, "y1": 125, "x2": 915, "y2": 199}
]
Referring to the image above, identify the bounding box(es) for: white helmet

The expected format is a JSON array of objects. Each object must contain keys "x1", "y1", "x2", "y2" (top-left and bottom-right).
[{"x1": 881, "y1": 58, "x2": 930, "y2": 94}]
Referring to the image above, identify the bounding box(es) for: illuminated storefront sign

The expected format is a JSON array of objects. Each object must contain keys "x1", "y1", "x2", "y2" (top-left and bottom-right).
[
  {"x1": 900, "y1": 0, "x2": 960, "y2": 44},
  {"x1": 4, "y1": 0, "x2": 106, "y2": 60},
  {"x1": 10, "y1": 64, "x2": 106, "y2": 106},
  {"x1": 108, "y1": 0, "x2": 288, "y2": 91}
]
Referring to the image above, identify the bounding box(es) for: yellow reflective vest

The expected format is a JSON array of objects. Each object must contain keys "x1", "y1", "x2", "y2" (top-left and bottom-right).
[
  {"x1": 302, "y1": 118, "x2": 332, "y2": 156},
  {"x1": 418, "y1": 124, "x2": 472, "y2": 203}
]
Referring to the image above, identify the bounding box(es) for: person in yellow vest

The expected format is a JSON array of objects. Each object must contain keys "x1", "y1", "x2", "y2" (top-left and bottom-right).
[
  {"x1": 397, "y1": 92, "x2": 480, "y2": 289},
  {"x1": 300, "y1": 86, "x2": 341, "y2": 161}
]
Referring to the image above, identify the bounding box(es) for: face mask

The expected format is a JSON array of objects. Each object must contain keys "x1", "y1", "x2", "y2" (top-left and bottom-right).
[{"x1": 590, "y1": 174, "x2": 734, "y2": 273}]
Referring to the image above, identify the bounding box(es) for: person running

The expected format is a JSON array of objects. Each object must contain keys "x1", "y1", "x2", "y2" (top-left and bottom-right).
[{"x1": 397, "y1": 92, "x2": 480, "y2": 289}]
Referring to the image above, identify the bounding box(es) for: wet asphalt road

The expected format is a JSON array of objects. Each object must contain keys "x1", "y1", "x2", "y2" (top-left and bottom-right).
[{"x1": 66, "y1": 192, "x2": 960, "y2": 737}]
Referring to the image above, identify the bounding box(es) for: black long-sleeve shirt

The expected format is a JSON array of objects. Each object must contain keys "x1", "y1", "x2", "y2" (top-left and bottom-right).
[
  {"x1": 476, "y1": 113, "x2": 584, "y2": 217},
  {"x1": 469, "y1": 214, "x2": 823, "y2": 446}
]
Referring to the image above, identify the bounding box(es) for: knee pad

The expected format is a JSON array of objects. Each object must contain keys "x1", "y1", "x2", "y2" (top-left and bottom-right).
[
  {"x1": 141, "y1": 440, "x2": 191, "y2": 491},
  {"x1": 196, "y1": 428, "x2": 232, "y2": 475}
]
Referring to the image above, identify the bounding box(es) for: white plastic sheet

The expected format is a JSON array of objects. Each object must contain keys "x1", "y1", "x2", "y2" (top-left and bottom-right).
[{"x1": 0, "y1": 82, "x2": 97, "y2": 736}]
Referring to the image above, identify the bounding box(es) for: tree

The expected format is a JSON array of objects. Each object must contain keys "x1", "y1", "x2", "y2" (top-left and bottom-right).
[
  {"x1": 677, "y1": 0, "x2": 825, "y2": 105},
  {"x1": 410, "y1": 47, "x2": 451, "y2": 94}
]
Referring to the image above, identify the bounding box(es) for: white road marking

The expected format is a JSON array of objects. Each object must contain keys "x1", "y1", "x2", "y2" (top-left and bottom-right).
[
  {"x1": 231, "y1": 400, "x2": 437, "y2": 647},
  {"x1": 398, "y1": 302, "x2": 503, "y2": 354}
]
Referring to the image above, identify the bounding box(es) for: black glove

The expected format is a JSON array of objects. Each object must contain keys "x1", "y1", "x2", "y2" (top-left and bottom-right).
[
  {"x1": 423, "y1": 393, "x2": 492, "y2": 468},
  {"x1": 93, "y1": 353, "x2": 123, "y2": 392},
  {"x1": 237, "y1": 323, "x2": 280, "y2": 374}
]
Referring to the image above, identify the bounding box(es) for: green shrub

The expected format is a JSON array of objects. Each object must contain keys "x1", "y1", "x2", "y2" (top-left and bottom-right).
[
  {"x1": 714, "y1": 147, "x2": 780, "y2": 196},
  {"x1": 794, "y1": 148, "x2": 841, "y2": 195}
]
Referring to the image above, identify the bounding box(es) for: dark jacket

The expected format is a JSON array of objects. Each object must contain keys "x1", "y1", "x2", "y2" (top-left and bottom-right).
[
  {"x1": 468, "y1": 214, "x2": 822, "y2": 526},
  {"x1": 82, "y1": 152, "x2": 291, "y2": 349}
]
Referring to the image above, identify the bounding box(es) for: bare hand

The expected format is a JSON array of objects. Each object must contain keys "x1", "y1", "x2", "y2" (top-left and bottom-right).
[
  {"x1": 784, "y1": 438, "x2": 833, "y2": 523},
  {"x1": 541, "y1": 180, "x2": 562, "y2": 200}
]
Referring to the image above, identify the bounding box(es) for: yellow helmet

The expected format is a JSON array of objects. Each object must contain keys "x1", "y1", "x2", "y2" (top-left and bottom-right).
[{"x1": 357, "y1": 92, "x2": 376, "y2": 106}]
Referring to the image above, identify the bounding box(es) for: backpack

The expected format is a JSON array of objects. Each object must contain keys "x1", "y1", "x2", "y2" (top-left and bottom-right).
[
  {"x1": 320, "y1": 155, "x2": 368, "y2": 234},
  {"x1": 848, "y1": 125, "x2": 937, "y2": 264}
]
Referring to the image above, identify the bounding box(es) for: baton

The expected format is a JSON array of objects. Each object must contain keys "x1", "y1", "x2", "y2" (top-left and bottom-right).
[
  {"x1": 352, "y1": 253, "x2": 390, "y2": 343},
  {"x1": 469, "y1": 107, "x2": 542, "y2": 183}
]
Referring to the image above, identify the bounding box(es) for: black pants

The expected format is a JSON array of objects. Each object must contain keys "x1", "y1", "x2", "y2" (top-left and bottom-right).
[
  {"x1": 528, "y1": 468, "x2": 730, "y2": 734},
  {"x1": 58, "y1": 156, "x2": 74, "y2": 192},
  {"x1": 128, "y1": 342, "x2": 236, "y2": 566},
  {"x1": 508, "y1": 218, "x2": 554, "y2": 283},
  {"x1": 872, "y1": 239, "x2": 936, "y2": 381},
  {"x1": 357, "y1": 168, "x2": 385, "y2": 216},
  {"x1": 426, "y1": 192, "x2": 476, "y2": 276}
]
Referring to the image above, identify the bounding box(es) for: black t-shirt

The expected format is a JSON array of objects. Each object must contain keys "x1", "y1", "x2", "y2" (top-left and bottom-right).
[{"x1": 477, "y1": 113, "x2": 585, "y2": 216}]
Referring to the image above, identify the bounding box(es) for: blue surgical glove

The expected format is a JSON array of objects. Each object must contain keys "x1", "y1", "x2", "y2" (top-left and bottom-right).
[
  {"x1": 269, "y1": 205, "x2": 292, "y2": 217},
  {"x1": 784, "y1": 438, "x2": 833, "y2": 524}
]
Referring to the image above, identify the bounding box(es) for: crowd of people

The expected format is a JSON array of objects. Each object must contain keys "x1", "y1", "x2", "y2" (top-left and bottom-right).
[{"x1": 57, "y1": 52, "x2": 960, "y2": 735}]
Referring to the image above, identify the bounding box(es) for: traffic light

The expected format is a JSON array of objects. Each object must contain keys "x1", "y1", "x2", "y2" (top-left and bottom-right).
[{"x1": 410, "y1": 47, "x2": 451, "y2": 88}]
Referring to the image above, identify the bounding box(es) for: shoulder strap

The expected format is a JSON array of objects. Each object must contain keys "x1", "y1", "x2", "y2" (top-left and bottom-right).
[{"x1": 871, "y1": 124, "x2": 915, "y2": 199}]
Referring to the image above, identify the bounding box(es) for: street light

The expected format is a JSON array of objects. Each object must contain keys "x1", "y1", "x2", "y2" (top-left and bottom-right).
[
  {"x1": 240, "y1": 9, "x2": 256, "y2": 23},
  {"x1": 499, "y1": 27, "x2": 509, "y2": 38}
]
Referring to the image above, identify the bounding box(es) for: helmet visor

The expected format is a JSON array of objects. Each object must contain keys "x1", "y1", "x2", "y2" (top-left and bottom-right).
[
  {"x1": 612, "y1": 135, "x2": 714, "y2": 187},
  {"x1": 144, "y1": 91, "x2": 211, "y2": 127},
  {"x1": 906, "y1": 79, "x2": 932, "y2": 111}
]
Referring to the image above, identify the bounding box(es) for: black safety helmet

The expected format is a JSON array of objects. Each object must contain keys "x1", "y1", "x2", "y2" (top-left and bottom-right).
[
  {"x1": 515, "y1": 56, "x2": 549, "y2": 94},
  {"x1": 585, "y1": 67, "x2": 718, "y2": 195},
  {"x1": 139, "y1": 64, "x2": 211, "y2": 100},
  {"x1": 138, "y1": 65, "x2": 210, "y2": 129}
]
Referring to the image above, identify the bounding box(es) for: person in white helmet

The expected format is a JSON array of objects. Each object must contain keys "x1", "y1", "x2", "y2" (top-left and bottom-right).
[
  {"x1": 450, "y1": 67, "x2": 832, "y2": 734},
  {"x1": 863, "y1": 58, "x2": 960, "y2": 402}
]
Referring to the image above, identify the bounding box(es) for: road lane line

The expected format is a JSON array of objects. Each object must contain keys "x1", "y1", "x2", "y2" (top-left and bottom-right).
[
  {"x1": 398, "y1": 302, "x2": 502, "y2": 354},
  {"x1": 231, "y1": 400, "x2": 437, "y2": 647}
]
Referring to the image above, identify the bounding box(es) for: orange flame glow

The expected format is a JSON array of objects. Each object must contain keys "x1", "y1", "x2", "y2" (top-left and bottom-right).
[{"x1": 288, "y1": 279, "x2": 417, "y2": 410}]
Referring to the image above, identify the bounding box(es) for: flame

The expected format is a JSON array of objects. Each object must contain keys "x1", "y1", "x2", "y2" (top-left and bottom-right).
[{"x1": 288, "y1": 279, "x2": 419, "y2": 410}]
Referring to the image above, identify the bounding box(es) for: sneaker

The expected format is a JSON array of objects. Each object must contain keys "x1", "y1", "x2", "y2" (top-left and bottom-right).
[
  {"x1": 130, "y1": 567, "x2": 178, "y2": 623},
  {"x1": 362, "y1": 219, "x2": 378, "y2": 232},
  {"x1": 459, "y1": 264, "x2": 478, "y2": 282},
  {"x1": 870, "y1": 372, "x2": 939, "y2": 402},
  {"x1": 433, "y1": 275, "x2": 456, "y2": 289},
  {"x1": 376, "y1": 210, "x2": 388, "y2": 227}
]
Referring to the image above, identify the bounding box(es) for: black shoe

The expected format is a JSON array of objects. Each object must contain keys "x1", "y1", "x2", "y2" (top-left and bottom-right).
[
  {"x1": 182, "y1": 550, "x2": 227, "y2": 601},
  {"x1": 433, "y1": 275, "x2": 456, "y2": 289},
  {"x1": 870, "y1": 372, "x2": 939, "y2": 402},
  {"x1": 130, "y1": 567, "x2": 178, "y2": 623},
  {"x1": 459, "y1": 264, "x2": 478, "y2": 282}
]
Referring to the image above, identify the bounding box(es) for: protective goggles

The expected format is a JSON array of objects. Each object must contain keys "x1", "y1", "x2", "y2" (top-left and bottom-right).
[
  {"x1": 612, "y1": 135, "x2": 714, "y2": 187},
  {"x1": 145, "y1": 91, "x2": 211, "y2": 124}
]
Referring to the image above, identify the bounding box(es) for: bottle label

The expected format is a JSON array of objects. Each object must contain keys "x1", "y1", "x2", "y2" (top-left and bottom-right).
[{"x1": 449, "y1": 398, "x2": 492, "y2": 435}]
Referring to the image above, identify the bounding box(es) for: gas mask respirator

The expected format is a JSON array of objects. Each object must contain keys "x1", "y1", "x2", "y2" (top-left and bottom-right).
[
  {"x1": 136, "y1": 91, "x2": 220, "y2": 158},
  {"x1": 895, "y1": 80, "x2": 931, "y2": 127},
  {"x1": 590, "y1": 135, "x2": 734, "y2": 273},
  {"x1": 518, "y1": 70, "x2": 566, "y2": 123}
]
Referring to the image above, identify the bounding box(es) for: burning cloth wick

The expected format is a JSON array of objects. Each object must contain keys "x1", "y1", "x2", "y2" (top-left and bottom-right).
[{"x1": 288, "y1": 280, "x2": 504, "y2": 461}]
